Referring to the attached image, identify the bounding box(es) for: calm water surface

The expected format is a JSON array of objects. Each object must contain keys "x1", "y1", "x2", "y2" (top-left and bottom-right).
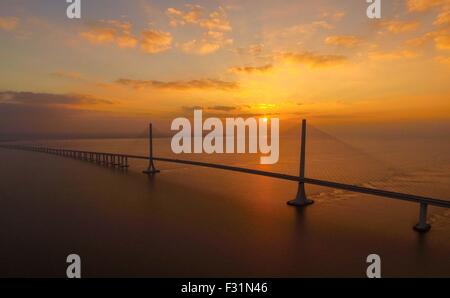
[{"x1": 1, "y1": 126, "x2": 449, "y2": 277}]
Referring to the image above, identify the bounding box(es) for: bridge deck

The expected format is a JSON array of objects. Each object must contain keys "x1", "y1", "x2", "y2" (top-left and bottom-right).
[{"x1": 1, "y1": 144, "x2": 449, "y2": 209}]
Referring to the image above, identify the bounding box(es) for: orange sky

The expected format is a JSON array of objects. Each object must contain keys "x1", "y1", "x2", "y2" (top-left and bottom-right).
[{"x1": 0, "y1": 0, "x2": 449, "y2": 135}]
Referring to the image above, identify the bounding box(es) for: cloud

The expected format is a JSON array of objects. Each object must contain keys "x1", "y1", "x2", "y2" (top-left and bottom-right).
[
  {"x1": 198, "y1": 7, "x2": 232, "y2": 32},
  {"x1": 180, "y1": 38, "x2": 229, "y2": 55},
  {"x1": 306, "y1": 21, "x2": 334, "y2": 30},
  {"x1": 406, "y1": 0, "x2": 449, "y2": 12},
  {"x1": 280, "y1": 51, "x2": 347, "y2": 67},
  {"x1": 81, "y1": 20, "x2": 172, "y2": 54},
  {"x1": 167, "y1": 5, "x2": 231, "y2": 32},
  {"x1": 434, "y1": 9, "x2": 450, "y2": 25},
  {"x1": 228, "y1": 64, "x2": 273, "y2": 74},
  {"x1": 181, "y1": 105, "x2": 204, "y2": 113},
  {"x1": 166, "y1": 5, "x2": 203, "y2": 27},
  {"x1": 116, "y1": 78, "x2": 238, "y2": 90},
  {"x1": 179, "y1": 105, "x2": 274, "y2": 118},
  {"x1": 168, "y1": 5, "x2": 233, "y2": 54},
  {"x1": 435, "y1": 33, "x2": 450, "y2": 50},
  {"x1": 234, "y1": 44, "x2": 265, "y2": 56},
  {"x1": 406, "y1": 29, "x2": 450, "y2": 50},
  {"x1": 280, "y1": 21, "x2": 334, "y2": 37},
  {"x1": 0, "y1": 91, "x2": 112, "y2": 106},
  {"x1": 378, "y1": 20, "x2": 420, "y2": 34},
  {"x1": 368, "y1": 50, "x2": 419, "y2": 61},
  {"x1": 182, "y1": 105, "x2": 238, "y2": 113},
  {"x1": 319, "y1": 11, "x2": 346, "y2": 21},
  {"x1": 267, "y1": 21, "x2": 334, "y2": 47},
  {"x1": 406, "y1": 34, "x2": 433, "y2": 47},
  {"x1": 0, "y1": 17, "x2": 18, "y2": 31},
  {"x1": 140, "y1": 29, "x2": 172, "y2": 54},
  {"x1": 208, "y1": 105, "x2": 238, "y2": 112},
  {"x1": 180, "y1": 33, "x2": 233, "y2": 55},
  {"x1": 80, "y1": 20, "x2": 138, "y2": 49},
  {"x1": 324, "y1": 35, "x2": 362, "y2": 48}
]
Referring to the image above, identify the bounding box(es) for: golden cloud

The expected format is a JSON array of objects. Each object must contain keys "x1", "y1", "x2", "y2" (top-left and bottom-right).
[
  {"x1": 180, "y1": 37, "x2": 233, "y2": 55},
  {"x1": 324, "y1": 35, "x2": 362, "y2": 47},
  {"x1": 207, "y1": 105, "x2": 239, "y2": 112},
  {"x1": 319, "y1": 11, "x2": 346, "y2": 21},
  {"x1": 167, "y1": 5, "x2": 203, "y2": 27},
  {"x1": 179, "y1": 105, "x2": 272, "y2": 118},
  {"x1": 434, "y1": 9, "x2": 450, "y2": 25},
  {"x1": 199, "y1": 7, "x2": 232, "y2": 32},
  {"x1": 280, "y1": 21, "x2": 334, "y2": 36},
  {"x1": 435, "y1": 34, "x2": 450, "y2": 50},
  {"x1": 140, "y1": 29, "x2": 172, "y2": 54},
  {"x1": 180, "y1": 39, "x2": 220, "y2": 55},
  {"x1": 167, "y1": 5, "x2": 231, "y2": 32},
  {"x1": 406, "y1": 29, "x2": 450, "y2": 50},
  {"x1": 368, "y1": 50, "x2": 419, "y2": 61},
  {"x1": 80, "y1": 20, "x2": 138, "y2": 49},
  {"x1": 0, "y1": 17, "x2": 18, "y2": 31},
  {"x1": 234, "y1": 44, "x2": 265, "y2": 56},
  {"x1": 378, "y1": 20, "x2": 420, "y2": 34},
  {"x1": 280, "y1": 51, "x2": 347, "y2": 67},
  {"x1": 228, "y1": 64, "x2": 273, "y2": 74},
  {"x1": 116, "y1": 78, "x2": 238, "y2": 90},
  {"x1": 407, "y1": 0, "x2": 449, "y2": 12},
  {"x1": 167, "y1": 5, "x2": 232, "y2": 55}
]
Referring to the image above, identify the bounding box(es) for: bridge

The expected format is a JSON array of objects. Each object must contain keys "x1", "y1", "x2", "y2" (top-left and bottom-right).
[{"x1": 1, "y1": 120, "x2": 449, "y2": 233}]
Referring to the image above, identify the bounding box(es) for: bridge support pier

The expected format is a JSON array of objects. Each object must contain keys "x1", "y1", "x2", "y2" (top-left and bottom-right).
[
  {"x1": 414, "y1": 203, "x2": 431, "y2": 233},
  {"x1": 288, "y1": 182, "x2": 313, "y2": 207},
  {"x1": 288, "y1": 119, "x2": 314, "y2": 207},
  {"x1": 143, "y1": 123, "x2": 160, "y2": 175},
  {"x1": 119, "y1": 156, "x2": 129, "y2": 169},
  {"x1": 108, "y1": 154, "x2": 114, "y2": 166}
]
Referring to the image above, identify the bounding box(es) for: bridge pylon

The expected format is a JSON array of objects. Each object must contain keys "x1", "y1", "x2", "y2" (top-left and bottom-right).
[
  {"x1": 143, "y1": 123, "x2": 160, "y2": 175},
  {"x1": 288, "y1": 119, "x2": 314, "y2": 207}
]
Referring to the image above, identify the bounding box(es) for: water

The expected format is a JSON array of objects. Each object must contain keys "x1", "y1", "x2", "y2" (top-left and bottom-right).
[
  {"x1": 31, "y1": 124, "x2": 450, "y2": 200},
  {"x1": 1, "y1": 125, "x2": 450, "y2": 277}
]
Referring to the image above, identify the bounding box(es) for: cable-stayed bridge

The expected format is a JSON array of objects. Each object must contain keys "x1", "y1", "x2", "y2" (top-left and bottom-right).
[{"x1": 1, "y1": 120, "x2": 449, "y2": 234}]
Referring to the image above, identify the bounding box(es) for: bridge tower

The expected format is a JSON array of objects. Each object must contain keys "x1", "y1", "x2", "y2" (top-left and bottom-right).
[
  {"x1": 143, "y1": 123, "x2": 160, "y2": 175},
  {"x1": 288, "y1": 119, "x2": 314, "y2": 207}
]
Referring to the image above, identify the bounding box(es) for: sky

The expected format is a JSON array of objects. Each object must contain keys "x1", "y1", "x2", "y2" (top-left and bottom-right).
[{"x1": 0, "y1": 0, "x2": 449, "y2": 136}]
